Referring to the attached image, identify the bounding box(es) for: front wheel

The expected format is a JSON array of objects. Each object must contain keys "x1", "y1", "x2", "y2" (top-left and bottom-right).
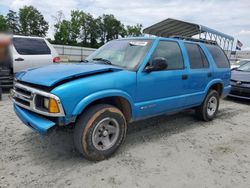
[
  {"x1": 195, "y1": 90, "x2": 220, "y2": 121},
  {"x1": 74, "y1": 104, "x2": 127, "y2": 161}
]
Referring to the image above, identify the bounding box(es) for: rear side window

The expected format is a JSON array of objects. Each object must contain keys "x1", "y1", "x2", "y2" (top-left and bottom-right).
[
  {"x1": 13, "y1": 38, "x2": 51, "y2": 55},
  {"x1": 151, "y1": 40, "x2": 184, "y2": 70},
  {"x1": 205, "y1": 44, "x2": 229, "y2": 68},
  {"x1": 185, "y1": 43, "x2": 209, "y2": 69}
]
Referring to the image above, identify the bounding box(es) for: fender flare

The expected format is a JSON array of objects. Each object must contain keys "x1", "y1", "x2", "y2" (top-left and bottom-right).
[
  {"x1": 203, "y1": 79, "x2": 224, "y2": 99},
  {"x1": 72, "y1": 89, "x2": 135, "y2": 119}
]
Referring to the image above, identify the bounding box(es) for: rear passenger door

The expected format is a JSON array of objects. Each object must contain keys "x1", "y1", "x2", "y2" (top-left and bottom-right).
[
  {"x1": 11, "y1": 37, "x2": 53, "y2": 72},
  {"x1": 184, "y1": 42, "x2": 212, "y2": 106}
]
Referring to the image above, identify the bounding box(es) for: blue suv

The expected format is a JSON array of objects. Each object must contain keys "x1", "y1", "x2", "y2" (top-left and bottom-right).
[{"x1": 11, "y1": 37, "x2": 231, "y2": 161}]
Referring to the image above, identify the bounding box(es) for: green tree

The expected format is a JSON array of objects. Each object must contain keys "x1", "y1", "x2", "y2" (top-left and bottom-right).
[
  {"x1": 6, "y1": 10, "x2": 20, "y2": 34},
  {"x1": 0, "y1": 15, "x2": 8, "y2": 32},
  {"x1": 89, "y1": 17, "x2": 102, "y2": 48},
  {"x1": 52, "y1": 10, "x2": 144, "y2": 48},
  {"x1": 70, "y1": 10, "x2": 83, "y2": 45},
  {"x1": 101, "y1": 14, "x2": 125, "y2": 44},
  {"x1": 83, "y1": 13, "x2": 102, "y2": 47},
  {"x1": 69, "y1": 10, "x2": 102, "y2": 47},
  {"x1": 53, "y1": 10, "x2": 84, "y2": 45},
  {"x1": 77, "y1": 11, "x2": 88, "y2": 45},
  {"x1": 19, "y1": 6, "x2": 48, "y2": 36},
  {"x1": 126, "y1": 24, "x2": 143, "y2": 37},
  {"x1": 54, "y1": 20, "x2": 71, "y2": 45}
]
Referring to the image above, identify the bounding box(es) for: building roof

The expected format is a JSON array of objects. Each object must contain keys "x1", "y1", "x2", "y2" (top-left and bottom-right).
[{"x1": 143, "y1": 18, "x2": 234, "y2": 41}]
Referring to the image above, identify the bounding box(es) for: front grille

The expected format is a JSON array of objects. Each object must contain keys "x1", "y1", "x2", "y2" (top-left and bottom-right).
[
  {"x1": 11, "y1": 82, "x2": 65, "y2": 117},
  {"x1": 230, "y1": 79, "x2": 250, "y2": 85},
  {"x1": 14, "y1": 97, "x2": 30, "y2": 106},
  {"x1": 15, "y1": 86, "x2": 32, "y2": 97},
  {"x1": 13, "y1": 83, "x2": 34, "y2": 108},
  {"x1": 230, "y1": 86, "x2": 250, "y2": 98}
]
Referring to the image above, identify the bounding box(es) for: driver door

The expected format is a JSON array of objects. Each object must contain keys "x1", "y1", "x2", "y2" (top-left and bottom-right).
[{"x1": 136, "y1": 40, "x2": 189, "y2": 119}]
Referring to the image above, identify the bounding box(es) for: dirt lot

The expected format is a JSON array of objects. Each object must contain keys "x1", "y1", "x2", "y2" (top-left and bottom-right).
[{"x1": 0, "y1": 94, "x2": 250, "y2": 188}]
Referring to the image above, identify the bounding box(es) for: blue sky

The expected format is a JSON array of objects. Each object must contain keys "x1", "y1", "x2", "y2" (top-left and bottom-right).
[{"x1": 1, "y1": 0, "x2": 250, "y2": 50}]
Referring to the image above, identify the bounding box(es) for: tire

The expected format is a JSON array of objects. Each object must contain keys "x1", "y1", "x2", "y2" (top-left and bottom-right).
[
  {"x1": 74, "y1": 104, "x2": 127, "y2": 161},
  {"x1": 195, "y1": 90, "x2": 219, "y2": 121}
]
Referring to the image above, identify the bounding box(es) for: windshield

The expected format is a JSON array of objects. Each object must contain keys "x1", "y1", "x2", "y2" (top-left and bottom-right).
[
  {"x1": 232, "y1": 60, "x2": 249, "y2": 66},
  {"x1": 86, "y1": 39, "x2": 152, "y2": 69},
  {"x1": 237, "y1": 62, "x2": 250, "y2": 72}
]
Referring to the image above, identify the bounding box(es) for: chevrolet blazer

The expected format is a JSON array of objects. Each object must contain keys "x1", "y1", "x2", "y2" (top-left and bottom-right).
[{"x1": 11, "y1": 37, "x2": 231, "y2": 161}]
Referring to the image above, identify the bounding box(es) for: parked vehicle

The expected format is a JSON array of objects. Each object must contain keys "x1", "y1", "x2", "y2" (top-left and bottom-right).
[
  {"x1": 0, "y1": 35, "x2": 60, "y2": 90},
  {"x1": 11, "y1": 37, "x2": 231, "y2": 161},
  {"x1": 231, "y1": 59, "x2": 250, "y2": 70},
  {"x1": 229, "y1": 61, "x2": 250, "y2": 99},
  {"x1": 0, "y1": 34, "x2": 11, "y2": 100}
]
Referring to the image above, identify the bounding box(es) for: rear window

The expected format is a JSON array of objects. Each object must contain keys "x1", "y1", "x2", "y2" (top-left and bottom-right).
[
  {"x1": 205, "y1": 44, "x2": 229, "y2": 68},
  {"x1": 13, "y1": 38, "x2": 51, "y2": 55},
  {"x1": 185, "y1": 43, "x2": 209, "y2": 69}
]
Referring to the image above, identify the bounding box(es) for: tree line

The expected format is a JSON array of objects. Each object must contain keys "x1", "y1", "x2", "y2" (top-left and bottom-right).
[{"x1": 0, "y1": 6, "x2": 143, "y2": 48}]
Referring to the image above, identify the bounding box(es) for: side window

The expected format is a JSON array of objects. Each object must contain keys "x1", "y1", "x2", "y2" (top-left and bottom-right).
[
  {"x1": 151, "y1": 41, "x2": 184, "y2": 70},
  {"x1": 200, "y1": 47, "x2": 209, "y2": 68},
  {"x1": 185, "y1": 43, "x2": 209, "y2": 69},
  {"x1": 13, "y1": 38, "x2": 51, "y2": 55},
  {"x1": 205, "y1": 44, "x2": 230, "y2": 68}
]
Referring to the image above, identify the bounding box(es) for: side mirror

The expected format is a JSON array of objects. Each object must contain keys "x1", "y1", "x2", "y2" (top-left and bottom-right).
[{"x1": 145, "y1": 57, "x2": 168, "y2": 72}]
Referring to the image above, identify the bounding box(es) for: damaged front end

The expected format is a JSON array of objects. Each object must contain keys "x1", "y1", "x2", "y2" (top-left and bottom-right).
[{"x1": 11, "y1": 82, "x2": 65, "y2": 134}]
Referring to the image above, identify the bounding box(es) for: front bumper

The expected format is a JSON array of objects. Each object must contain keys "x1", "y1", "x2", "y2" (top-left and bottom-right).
[
  {"x1": 229, "y1": 86, "x2": 250, "y2": 100},
  {"x1": 14, "y1": 104, "x2": 56, "y2": 134}
]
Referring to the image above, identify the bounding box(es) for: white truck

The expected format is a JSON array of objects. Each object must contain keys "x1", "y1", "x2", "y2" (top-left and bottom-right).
[{"x1": 0, "y1": 35, "x2": 60, "y2": 99}]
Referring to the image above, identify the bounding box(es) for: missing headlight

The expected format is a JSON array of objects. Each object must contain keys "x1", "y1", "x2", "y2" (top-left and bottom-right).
[{"x1": 35, "y1": 95, "x2": 50, "y2": 111}]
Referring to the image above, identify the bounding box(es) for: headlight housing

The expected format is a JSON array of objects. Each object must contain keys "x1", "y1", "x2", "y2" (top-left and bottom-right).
[
  {"x1": 35, "y1": 95, "x2": 60, "y2": 113},
  {"x1": 12, "y1": 82, "x2": 65, "y2": 117}
]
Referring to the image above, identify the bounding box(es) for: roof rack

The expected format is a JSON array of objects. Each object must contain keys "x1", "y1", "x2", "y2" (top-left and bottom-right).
[{"x1": 171, "y1": 36, "x2": 218, "y2": 45}]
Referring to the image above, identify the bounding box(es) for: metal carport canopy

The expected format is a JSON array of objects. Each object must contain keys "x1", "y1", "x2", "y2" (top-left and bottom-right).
[{"x1": 143, "y1": 18, "x2": 234, "y2": 41}]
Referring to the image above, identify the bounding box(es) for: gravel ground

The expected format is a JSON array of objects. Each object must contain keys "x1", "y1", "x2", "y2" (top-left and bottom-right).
[{"x1": 0, "y1": 93, "x2": 250, "y2": 188}]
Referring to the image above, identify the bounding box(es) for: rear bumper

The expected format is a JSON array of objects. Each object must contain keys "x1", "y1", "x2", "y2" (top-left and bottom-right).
[{"x1": 14, "y1": 104, "x2": 56, "y2": 134}]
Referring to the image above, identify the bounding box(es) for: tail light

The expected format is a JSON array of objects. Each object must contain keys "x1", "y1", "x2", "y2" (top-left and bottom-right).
[{"x1": 53, "y1": 57, "x2": 60, "y2": 63}]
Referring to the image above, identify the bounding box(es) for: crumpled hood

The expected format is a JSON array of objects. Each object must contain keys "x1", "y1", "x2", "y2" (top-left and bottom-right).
[
  {"x1": 231, "y1": 70, "x2": 250, "y2": 82},
  {"x1": 15, "y1": 63, "x2": 122, "y2": 87}
]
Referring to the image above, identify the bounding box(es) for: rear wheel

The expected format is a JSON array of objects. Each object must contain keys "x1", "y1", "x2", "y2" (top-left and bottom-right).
[
  {"x1": 195, "y1": 90, "x2": 219, "y2": 121},
  {"x1": 74, "y1": 104, "x2": 127, "y2": 161}
]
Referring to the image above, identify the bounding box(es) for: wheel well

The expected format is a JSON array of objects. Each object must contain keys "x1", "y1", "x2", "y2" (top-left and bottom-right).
[
  {"x1": 209, "y1": 83, "x2": 223, "y2": 96},
  {"x1": 82, "y1": 96, "x2": 132, "y2": 123}
]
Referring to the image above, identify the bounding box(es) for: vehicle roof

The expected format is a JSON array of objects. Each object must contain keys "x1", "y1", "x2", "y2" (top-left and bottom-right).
[
  {"x1": 12, "y1": 35, "x2": 46, "y2": 40},
  {"x1": 116, "y1": 36, "x2": 216, "y2": 45}
]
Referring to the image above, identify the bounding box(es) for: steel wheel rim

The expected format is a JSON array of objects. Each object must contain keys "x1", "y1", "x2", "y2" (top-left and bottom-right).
[
  {"x1": 207, "y1": 96, "x2": 217, "y2": 116},
  {"x1": 92, "y1": 117, "x2": 120, "y2": 151}
]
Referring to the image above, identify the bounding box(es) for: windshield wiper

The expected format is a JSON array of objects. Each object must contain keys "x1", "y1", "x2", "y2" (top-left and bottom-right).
[
  {"x1": 80, "y1": 59, "x2": 89, "y2": 63},
  {"x1": 92, "y1": 58, "x2": 112, "y2": 65}
]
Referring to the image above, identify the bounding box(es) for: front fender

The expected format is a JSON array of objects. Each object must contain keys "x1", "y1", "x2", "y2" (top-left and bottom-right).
[{"x1": 72, "y1": 89, "x2": 135, "y2": 119}]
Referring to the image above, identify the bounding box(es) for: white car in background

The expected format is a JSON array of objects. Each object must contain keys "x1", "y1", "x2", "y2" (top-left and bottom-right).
[
  {"x1": 0, "y1": 35, "x2": 60, "y2": 91},
  {"x1": 11, "y1": 35, "x2": 60, "y2": 72}
]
